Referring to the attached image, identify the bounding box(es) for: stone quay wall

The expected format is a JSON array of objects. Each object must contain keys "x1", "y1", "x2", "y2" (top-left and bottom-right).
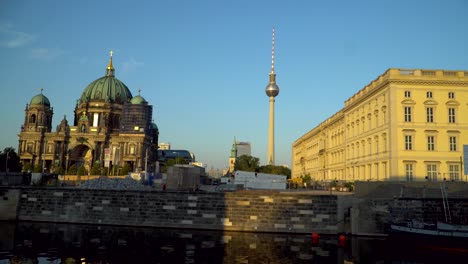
[{"x1": 0, "y1": 187, "x2": 351, "y2": 234}]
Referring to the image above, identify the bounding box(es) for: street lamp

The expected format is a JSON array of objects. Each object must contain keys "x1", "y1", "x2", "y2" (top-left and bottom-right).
[{"x1": 5, "y1": 150, "x2": 10, "y2": 175}]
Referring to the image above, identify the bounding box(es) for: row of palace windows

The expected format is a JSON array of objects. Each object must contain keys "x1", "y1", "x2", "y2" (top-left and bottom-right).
[
  {"x1": 404, "y1": 106, "x2": 457, "y2": 123},
  {"x1": 404, "y1": 135, "x2": 459, "y2": 151},
  {"x1": 404, "y1": 90, "x2": 456, "y2": 99},
  {"x1": 405, "y1": 163, "x2": 461, "y2": 181}
]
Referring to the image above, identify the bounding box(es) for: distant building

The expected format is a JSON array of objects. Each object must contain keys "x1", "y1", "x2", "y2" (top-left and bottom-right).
[
  {"x1": 227, "y1": 138, "x2": 253, "y2": 173},
  {"x1": 236, "y1": 141, "x2": 251, "y2": 157},
  {"x1": 292, "y1": 68, "x2": 468, "y2": 182},
  {"x1": 158, "y1": 142, "x2": 171, "y2": 150},
  {"x1": 207, "y1": 167, "x2": 223, "y2": 178},
  {"x1": 190, "y1": 161, "x2": 205, "y2": 168},
  {"x1": 158, "y1": 149, "x2": 194, "y2": 164},
  {"x1": 228, "y1": 138, "x2": 237, "y2": 173}
]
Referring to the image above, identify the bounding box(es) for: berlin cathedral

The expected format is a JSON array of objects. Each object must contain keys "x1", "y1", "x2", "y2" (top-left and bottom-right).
[{"x1": 18, "y1": 52, "x2": 159, "y2": 174}]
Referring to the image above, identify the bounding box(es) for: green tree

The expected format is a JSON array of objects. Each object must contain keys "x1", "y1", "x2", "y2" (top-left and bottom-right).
[
  {"x1": 68, "y1": 164, "x2": 77, "y2": 175},
  {"x1": 55, "y1": 166, "x2": 65, "y2": 175},
  {"x1": 90, "y1": 164, "x2": 101, "y2": 175},
  {"x1": 161, "y1": 157, "x2": 189, "y2": 173},
  {"x1": 1, "y1": 147, "x2": 21, "y2": 172},
  {"x1": 259, "y1": 165, "x2": 292, "y2": 179},
  {"x1": 302, "y1": 173, "x2": 311, "y2": 183},
  {"x1": 33, "y1": 165, "x2": 43, "y2": 173},
  {"x1": 234, "y1": 155, "x2": 260, "y2": 172},
  {"x1": 120, "y1": 163, "x2": 131, "y2": 175},
  {"x1": 77, "y1": 166, "x2": 87, "y2": 176},
  {"x1": 22, "y1": 162, "x2": 33, "y2": 173}
]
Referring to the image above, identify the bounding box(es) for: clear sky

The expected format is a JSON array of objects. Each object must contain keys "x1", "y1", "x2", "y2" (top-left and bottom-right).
[{"x1": 1, "y1": 0, "x2": 468, "y2": 170}]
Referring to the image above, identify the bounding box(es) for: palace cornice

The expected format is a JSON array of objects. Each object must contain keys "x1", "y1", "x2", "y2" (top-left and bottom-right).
[{"x1": 390, "y1": 79, "x2": 468, "y2": 86}]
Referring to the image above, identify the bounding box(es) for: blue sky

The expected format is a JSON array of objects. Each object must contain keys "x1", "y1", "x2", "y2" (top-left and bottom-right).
[{"x1": 1, "y1": 0, "x2": 468, "y2": 170}]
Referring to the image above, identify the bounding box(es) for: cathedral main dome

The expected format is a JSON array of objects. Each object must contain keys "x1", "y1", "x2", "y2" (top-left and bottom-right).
[{"x1": 79, "y1": 52, "x2": 133, "y2": 104}]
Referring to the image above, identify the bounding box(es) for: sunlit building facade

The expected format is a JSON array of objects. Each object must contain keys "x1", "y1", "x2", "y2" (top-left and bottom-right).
[{"x1": 292, "y1": 69, "x2": 468, "y2": 182}]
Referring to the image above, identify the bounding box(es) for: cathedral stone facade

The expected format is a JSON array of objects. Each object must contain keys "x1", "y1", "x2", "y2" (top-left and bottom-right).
[{"x1": 18, "y1": 53, "x2": 159, "y2": 175}]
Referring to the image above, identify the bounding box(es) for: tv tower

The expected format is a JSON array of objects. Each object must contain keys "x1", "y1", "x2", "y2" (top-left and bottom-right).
[{"x1": 265, "y1": 27, "x2": 279, "y2": 165}]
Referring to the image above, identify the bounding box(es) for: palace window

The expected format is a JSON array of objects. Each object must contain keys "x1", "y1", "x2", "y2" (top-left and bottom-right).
[
  {"x1": 427, "y1": 136, "x2": 435, "y2": 151},
  {"x1": 449, "y1": 136, "x2": 457, "y2": 151},
  {"x1": 426, "y1": 164, "x2": 438, "y2": 181},
  {"x1": 448, "y1": 108, "x2": 456, "y2": 123},
  {"x1": 404, "y1": 107, "x2": 412, "y2": 122},
  {"x1": 448, "y1": 92, "x2": 455, "y2": 99},
  {"x1": 405, "y1": 163, "x2": 414, "y2": 181},
  {"x1": 404, "y1": 91, "x2": 411, "y2": 98},
  {"x1": 426, "y1": 107, "x2": 434, "y2": 123},
  {"x1": 405, "y1": 135, "x2": 413, "y2": 150},
  {"x1": 449, "y1": 164, "x2": 460, "y2": 181},
  {"x1": 426, "y1": 91, "x2": 433, "y2": 98}
]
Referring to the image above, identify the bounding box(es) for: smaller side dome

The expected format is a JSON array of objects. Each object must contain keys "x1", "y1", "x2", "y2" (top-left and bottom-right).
[
  {"x1": 151, "y1": 122, "x2": 158, "y2": 130},
  {"x1": 131, "y1": 95, "x2": 147, "y2": 104},
  {"x1": 30, "y1": 89, "x2": 51, "y2": 106},
  {"x1": 131, "y1": 89, "x2": 147, "y2": 104}
]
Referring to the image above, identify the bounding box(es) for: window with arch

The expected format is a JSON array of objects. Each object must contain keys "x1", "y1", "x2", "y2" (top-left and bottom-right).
[
  {"x1": 448, "y1": 91, "x2": 455, "y2": 99},
  {"x1": 404, "y1": 91, "x2": 411, "y2": 98},
  {"x1": 426, "y1": 91, "x2": 433, "y2": 98},
  {"x1": 30, "y1": 114, "x2": 36, "y2": 123}
]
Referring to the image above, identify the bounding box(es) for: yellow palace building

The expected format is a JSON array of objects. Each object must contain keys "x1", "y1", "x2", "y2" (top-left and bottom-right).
[{"x1": 292, "y1": 69, "x2": 468, "y2": 182}]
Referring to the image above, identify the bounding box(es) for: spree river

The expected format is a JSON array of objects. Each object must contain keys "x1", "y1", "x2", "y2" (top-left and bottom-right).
[{"x1": 0, "y1": 221, "x2": 467, "y2": 264}]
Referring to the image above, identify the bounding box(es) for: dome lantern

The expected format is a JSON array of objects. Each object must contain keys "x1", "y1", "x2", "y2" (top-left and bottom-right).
[{"x1": 106, "y1": 50, "x2": 115, "y2": 77}]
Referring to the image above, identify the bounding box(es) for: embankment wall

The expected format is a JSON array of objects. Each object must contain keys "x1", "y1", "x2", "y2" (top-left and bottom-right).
[{"x1": 0, "y1": 187, "x2": 351, "y2": 234}]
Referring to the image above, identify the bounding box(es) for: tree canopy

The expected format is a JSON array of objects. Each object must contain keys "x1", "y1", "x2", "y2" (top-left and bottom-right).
[
  {"x1": 259, "y1": 165, "x2": 291, "y2": 179},
  {"x1": 234, "y1": 155, "x2": 260, "y2": 172},
  {"x1": 0, "y1": 147, "x2": 21, "y2": 172},
  {"x1": 161, "y1": 157, "x2": 189, "y2": 173}
]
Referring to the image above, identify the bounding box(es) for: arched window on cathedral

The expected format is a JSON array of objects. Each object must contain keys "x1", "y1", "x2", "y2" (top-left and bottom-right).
[{"x1": 30, "y1": 114, "x2": 36, "y2": 123}]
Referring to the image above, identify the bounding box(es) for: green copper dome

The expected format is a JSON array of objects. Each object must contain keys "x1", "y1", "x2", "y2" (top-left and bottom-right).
[
  {"x1": 130, "y1": 95, "x2": 147, "y2": 104},
  {"x1": 30, "y1": 93, "x2": 51, "y2": 106},
  {"x1": 79, "y1": 52, "x2": 133, "y2": 104},
  {"x1": 80, "y1": 76, "x2": 133, "y2": 104},
  {"x1": 151, "y1": 122, "x2": 158, "y2": 130}
]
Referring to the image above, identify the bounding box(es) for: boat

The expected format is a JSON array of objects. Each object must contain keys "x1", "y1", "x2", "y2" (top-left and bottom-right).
[
  {"x1": 390, "y1": 219, "x2": 468, "y2": 238},
  {"x1": 389, "y1": 182, "x2": 468, "y2": 239}
]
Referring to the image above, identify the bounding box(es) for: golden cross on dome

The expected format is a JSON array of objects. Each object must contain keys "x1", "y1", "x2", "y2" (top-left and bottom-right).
[
  {"x1": 110, "y1": 50, "x2": 114, "y2": 57},
  {"x1": 40, "y1": 87, "x2": 44, "y2": 93},
  {"x1": 138, "y1": 88, "x2": 141, "y2": 95}
]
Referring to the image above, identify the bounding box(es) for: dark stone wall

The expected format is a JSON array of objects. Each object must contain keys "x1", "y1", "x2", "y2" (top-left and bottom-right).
[{"x1": 1, "y1": 187, "x2": 346, "y2": 234}]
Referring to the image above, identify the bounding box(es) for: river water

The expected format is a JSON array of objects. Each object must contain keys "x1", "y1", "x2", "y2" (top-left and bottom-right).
[{"x1": 0, "y1": 221, "x2": 466, "y2": 263}]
